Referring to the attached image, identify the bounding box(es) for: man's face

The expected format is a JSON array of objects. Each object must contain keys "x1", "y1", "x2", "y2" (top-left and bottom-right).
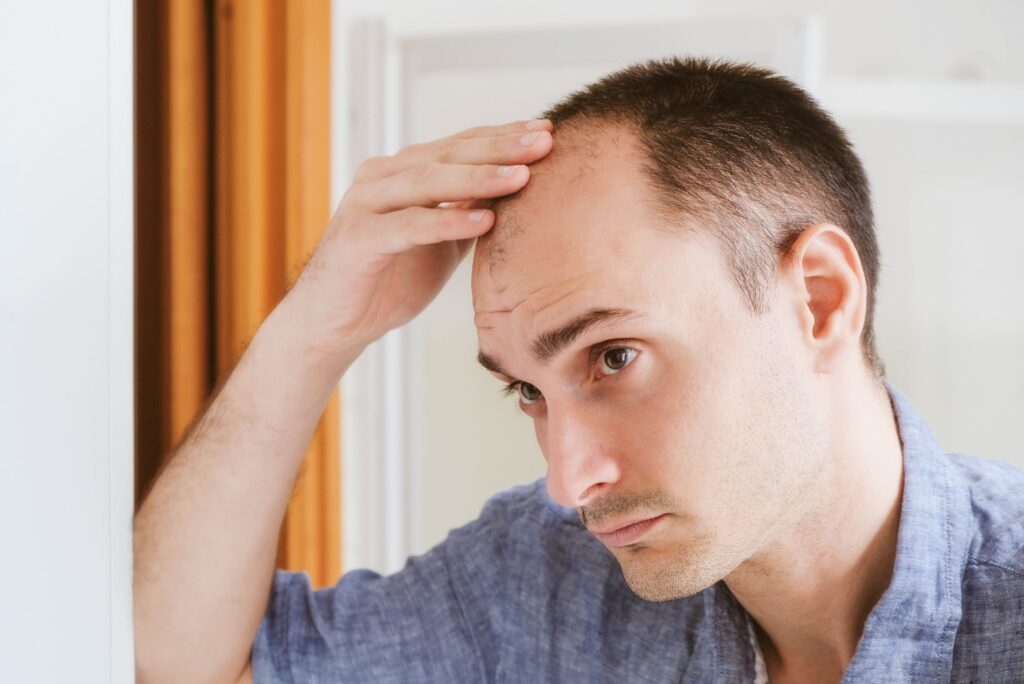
[{"x1": 471, "y1": 125, "x2": 829, "y2": 602}]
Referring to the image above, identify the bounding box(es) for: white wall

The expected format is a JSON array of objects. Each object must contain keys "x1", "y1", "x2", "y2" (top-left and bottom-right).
[{"x1": 0, "y1": 2, "x2": 134, "y2": 683}]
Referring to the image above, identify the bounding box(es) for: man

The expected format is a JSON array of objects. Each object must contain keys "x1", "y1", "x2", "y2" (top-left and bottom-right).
[{"x1": 134, "y1": 57, "x2": 1024, "y2": 684}]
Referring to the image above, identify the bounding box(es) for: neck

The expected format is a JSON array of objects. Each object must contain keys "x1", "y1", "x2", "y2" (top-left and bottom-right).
[{"x1": 724, "y1": 373, "x2": 905, "y2": 681}]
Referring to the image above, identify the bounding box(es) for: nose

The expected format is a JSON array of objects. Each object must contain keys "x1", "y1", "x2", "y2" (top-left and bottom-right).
[{"x1": 541, "y1": 401, "x2": 623, "y2": 509}]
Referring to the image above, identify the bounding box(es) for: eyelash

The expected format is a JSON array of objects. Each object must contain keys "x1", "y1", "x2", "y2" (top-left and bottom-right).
[{"x1": 499, "y1": 344, "x2": 639, "y2": 402}]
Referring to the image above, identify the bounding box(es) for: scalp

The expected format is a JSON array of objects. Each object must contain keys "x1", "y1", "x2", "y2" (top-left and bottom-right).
[{"x1": 474, "y1": 122, "x2": 641, "y2": 280}]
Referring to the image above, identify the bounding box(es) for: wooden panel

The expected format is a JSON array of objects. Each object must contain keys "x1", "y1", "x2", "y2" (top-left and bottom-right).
[
  {"x1": 281, "y1": 0, "x2": 340, "y2": 587},
  {"x1": 214, "y1": 0, "x2": 286, "y2": 370},
  {"x1": 213, "y1": 0, "x2": 339, "y2": 587},
  {"x1": 135, "y1": 0, "x2": 210, "y2": 506},
  {"x1": 166, "y1": 0, "x2": 211, "y2": 447},
  {"x1": 134, "y1": 0, "x2": 167, "y2": 506}
]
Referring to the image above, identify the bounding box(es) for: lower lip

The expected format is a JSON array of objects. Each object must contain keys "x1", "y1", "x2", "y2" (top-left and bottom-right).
[{"x1": 596, "y1": 514, "x2": 667, "y2": 547}]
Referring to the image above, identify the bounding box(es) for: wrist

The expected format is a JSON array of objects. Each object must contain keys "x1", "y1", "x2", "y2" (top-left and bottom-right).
[{"x1": 257, "y1": 296, "x2": 365, "y2": 389}]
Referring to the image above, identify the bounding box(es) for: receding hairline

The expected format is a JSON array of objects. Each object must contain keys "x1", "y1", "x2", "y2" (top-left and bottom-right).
[{"x1": 477, "y1": 121, "x2": 659, "y2": 275}]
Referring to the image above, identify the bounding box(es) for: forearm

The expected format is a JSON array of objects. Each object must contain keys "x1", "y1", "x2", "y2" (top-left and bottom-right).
[
  {"x1": 133, "y1": 296, "x2": 361, "y2": 684},
  {"x1": 132, "y1": 117, "x2": 551, "y2": 684}
]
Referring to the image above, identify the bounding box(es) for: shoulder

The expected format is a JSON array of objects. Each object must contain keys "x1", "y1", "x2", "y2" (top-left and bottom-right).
[
  {"x1": 934, "y1": 454, "x2": 1024, "y2": 680},
  {"x1": 947, "y1": 452, "x2": 1024, "y2": 677},
  {"x1": 946, "y1": 451, "x2": 1024, "y2": 574}
]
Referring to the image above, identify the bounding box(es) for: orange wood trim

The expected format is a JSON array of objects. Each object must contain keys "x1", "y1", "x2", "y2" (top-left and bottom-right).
[
  {"x1": 135, "y1": 0, "x2": 168, "y2": 507},
  {"x1": 214, "y1": 0, "x2": 284, "y2": 369},
  {"x1": 135, "y1": 0, "x2": 211, "y2": 510},
  {"x1": 280, "y1": 0, "x2": 339, "y2": 588},
  {"x1": 166, "y1": 0, "x2": 211, "y2": 450},
  {"x1": 213, "y1": 0, "x2": 236, "y2": 374},
  {"x1": 214, "y1": 0, "x2": 340, "y2": 588}
]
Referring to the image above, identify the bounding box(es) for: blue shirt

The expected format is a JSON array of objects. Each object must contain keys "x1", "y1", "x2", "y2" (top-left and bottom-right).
[{"x1": 252, "y1": 380, "x2": 1024, "y2": 682}]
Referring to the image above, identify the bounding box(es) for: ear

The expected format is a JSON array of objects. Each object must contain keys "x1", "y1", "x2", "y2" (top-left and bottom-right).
[{"x1": 781, "y1": 223, "x2": 867, "y2": 373}]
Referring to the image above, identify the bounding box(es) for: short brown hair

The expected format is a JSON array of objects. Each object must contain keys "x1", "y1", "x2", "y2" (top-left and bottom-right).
[{"x1": 536, "y1": 56, "x2": 884, "y2": 378}]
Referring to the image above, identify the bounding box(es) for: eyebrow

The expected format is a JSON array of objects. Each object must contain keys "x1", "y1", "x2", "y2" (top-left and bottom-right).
[{"x1": 476, "y1": 307, "x2": 640, "y2": 378}]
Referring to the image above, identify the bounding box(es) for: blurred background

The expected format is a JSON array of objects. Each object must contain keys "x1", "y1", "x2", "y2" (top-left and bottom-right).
[{"x1": 1, "y1": 1, "x2": 1021, "y2": 681}]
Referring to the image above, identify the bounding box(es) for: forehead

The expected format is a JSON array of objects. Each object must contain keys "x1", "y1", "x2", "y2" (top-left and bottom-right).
[
  {"x1": 470, "y1": 125, "x2": 732, "y2": 376},
  {"x1": 472, "y1": 124, "x2": 670, "y2": 313}
]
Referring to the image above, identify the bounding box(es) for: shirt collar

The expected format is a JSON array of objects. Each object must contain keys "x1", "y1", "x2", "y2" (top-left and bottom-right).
[{"x1": 703, "y1": 379, "x2": 975, "y2": 682}]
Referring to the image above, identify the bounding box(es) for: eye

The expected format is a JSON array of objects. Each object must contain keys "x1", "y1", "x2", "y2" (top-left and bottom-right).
[
  {"x1": 500, "y1": 345, "x2": 640, "y2": 408},
  {"x1": 598, "y1": 346, "x2": 638, "y2": 376},
  {"x1": 501, "y1": 381, "x2": 543, "y2": 405},
  {"x1": 518, "y1": 382, "x2": 543, "y2": 405}
]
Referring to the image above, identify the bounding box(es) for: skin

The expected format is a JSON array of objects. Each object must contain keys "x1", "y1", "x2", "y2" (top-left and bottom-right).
[
  {"x1": 133, "y1": 119, "x2": 556, "y2": 684},
  {"x1": 471, "y1": 125, "x2": 904, "y2": 683},
  {"x1": 132, "y1": 112, "x2": 901, "y2": 684}
]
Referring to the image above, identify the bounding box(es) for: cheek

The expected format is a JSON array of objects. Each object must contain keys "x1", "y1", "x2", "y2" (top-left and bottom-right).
[
  {"x1": 637, "y1": 333, "x2": 774, "y2": 514},
  {"x1": 705, "y1": 324, "x2": 824, "y2": 522},
  {"x1": 615, "y1": 366, "x2": 722, "y2": 498}
]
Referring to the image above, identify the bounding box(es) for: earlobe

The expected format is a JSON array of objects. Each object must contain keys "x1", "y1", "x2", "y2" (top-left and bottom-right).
[{"x1": 786, "y1": 224, "x2": 867, "y2": 372}]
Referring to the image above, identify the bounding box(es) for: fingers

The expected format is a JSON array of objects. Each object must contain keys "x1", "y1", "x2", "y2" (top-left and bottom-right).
[
  {"x1": 342, "y1": 118, "x2": 553, "y2": 253},
  {"x1": 447, "y1": 117, "x2": 553, "y2": 141},
  {"x1": 369, "y1": 206, "x2": 495, "y2": 256},
  {"x1": 355, "y1": 125, "x2": 552, "y2": 184},
  {"x1": 353, "y1": 162, "x2": 533, "y2": 213},
  {"x1": 415, "y1": 123, "x2": 553, "y2": 166}
]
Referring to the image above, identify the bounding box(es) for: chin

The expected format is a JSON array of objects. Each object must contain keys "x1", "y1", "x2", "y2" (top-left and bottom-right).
[{"x1": 616, "y1": 545, "x2": 723, "y2": 603}]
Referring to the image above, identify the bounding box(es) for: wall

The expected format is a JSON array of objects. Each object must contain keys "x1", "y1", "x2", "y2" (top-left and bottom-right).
[{"x1": 0, "y1": 2, "x2": 134, "y2": 682}]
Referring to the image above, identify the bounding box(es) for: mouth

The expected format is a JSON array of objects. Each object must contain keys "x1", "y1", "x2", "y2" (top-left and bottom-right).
[{"x1": 592, "y1": 514, "x2": 667, "y2": 548}]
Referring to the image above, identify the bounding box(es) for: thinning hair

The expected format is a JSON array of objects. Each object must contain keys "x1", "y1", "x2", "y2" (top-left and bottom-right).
[{"x1": 507, "y1": 56, "x2": 885, "y2": 377}]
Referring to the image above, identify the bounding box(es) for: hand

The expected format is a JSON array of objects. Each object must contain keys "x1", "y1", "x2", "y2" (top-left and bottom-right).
[{"x1": 281, "y1": 118, "x2": 554, "y2": 364}]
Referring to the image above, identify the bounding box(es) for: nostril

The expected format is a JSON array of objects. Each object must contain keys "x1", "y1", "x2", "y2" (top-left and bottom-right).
[{"x1": 577, "y1": 483, "x2": 602, "y2": 506}]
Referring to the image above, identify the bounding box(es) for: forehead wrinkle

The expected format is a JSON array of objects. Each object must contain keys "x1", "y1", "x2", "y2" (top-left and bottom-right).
[{"x1": 474, "y1": 263, "x2": 594, "y2": 316}]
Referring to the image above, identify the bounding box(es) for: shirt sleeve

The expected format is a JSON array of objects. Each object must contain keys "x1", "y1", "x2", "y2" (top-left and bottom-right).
[{"x1": 251, "y1": 491, "x2": 517, "y2": 684}]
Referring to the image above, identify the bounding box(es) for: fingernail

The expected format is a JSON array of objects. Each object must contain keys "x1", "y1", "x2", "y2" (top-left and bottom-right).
[
  {"x1": 519, "y1": 132, "x2": 541, "y2": 146},
  {"x1": 526, "y1": 119, "x2": 550, "y2": 130},
  {"x1": 497, "y1": 165, "x2": 520, "y2": 177},
  {"x1": 469, "y1": 210, "x2": 487, "y2": 222}
]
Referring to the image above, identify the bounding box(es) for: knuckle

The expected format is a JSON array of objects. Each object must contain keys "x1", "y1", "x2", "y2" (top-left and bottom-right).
[
  {"x1": 340, "y1": 183, "x2": 364, "y2": 208},
  {"x1": 434, "y1": 208, "x2": 461, "y2": 232},
  {"x1": 415, "y1": 161, "x2": 440, "y2": 183},
  {"x1": 438, "y1": 139, "x2": 462, "y2": 164},
  {"x1": 353, "y1": 155, "x2": 385, "y2": 182},
  {"x1": 397, "y1": 206, "x2": 421, "y2": 221},
  {"x1": 399, "y1": 142, "x2": 424, "y2": 157},
  {"x1": 383, "y1": 207, "x2": 408, "y2": 226},
  {"x1": 331, "y1": 209, "x2": 362, "y2": 241}
]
